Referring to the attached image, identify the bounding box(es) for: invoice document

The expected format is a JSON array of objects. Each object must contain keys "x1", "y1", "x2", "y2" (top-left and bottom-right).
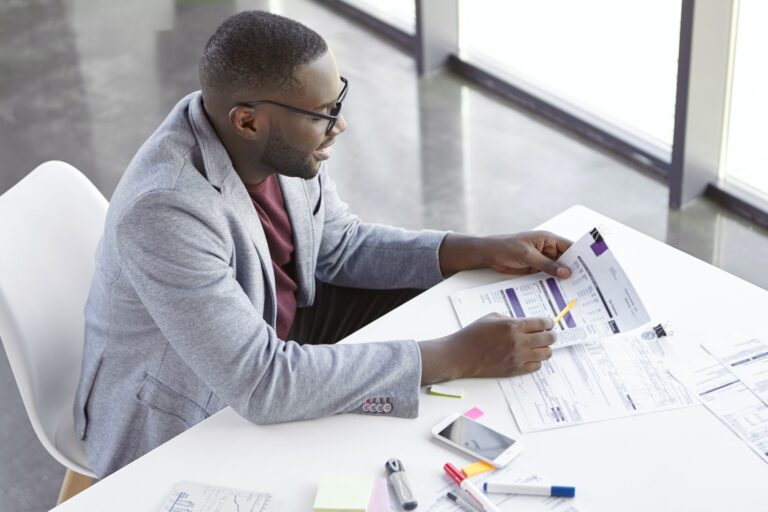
[
  {"x1": 671, "y1": 351, "x2": 768, "y2": 463},
  {"x1": 499, "y1": 326, "x2": 694, "y2": 432},
  {"x1": 450, "y1": 229, "x2": 649, "y2": 349},
  {"x1": 704, "y1": 337, "x2": 768, "y2": 405},
  {"x1": 424, "y1": 456, "x2": 581, "y2": 512}
]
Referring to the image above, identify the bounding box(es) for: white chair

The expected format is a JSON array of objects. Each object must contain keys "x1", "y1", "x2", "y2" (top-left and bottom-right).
[{"x1": 0, "y1": 161, "x2": 107, "y2": 504}]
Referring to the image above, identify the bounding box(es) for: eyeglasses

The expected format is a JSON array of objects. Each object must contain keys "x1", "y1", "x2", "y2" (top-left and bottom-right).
[{"x1": 237, "y1": 76, "x2": 348, "y2": 135}]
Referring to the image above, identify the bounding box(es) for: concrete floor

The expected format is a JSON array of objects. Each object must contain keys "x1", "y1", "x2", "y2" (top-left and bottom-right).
[{"x1": 1, "y1": 0, "x2": 767, "y2": 510}]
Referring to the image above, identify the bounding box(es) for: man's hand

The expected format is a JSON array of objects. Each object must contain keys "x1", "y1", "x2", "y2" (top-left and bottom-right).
[
  {"x1": 418, "y1": 314, "x2": 556, "y2": 385},
  {"x1": 438, "y1": 231, "x2": 573, "y2": 278}
]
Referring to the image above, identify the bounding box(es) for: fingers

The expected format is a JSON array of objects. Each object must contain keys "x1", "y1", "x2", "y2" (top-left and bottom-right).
[
  {"x1": 533, "y1": 231, "x2": 572, "y2": 255},
  {"x1": 547, "y1": 232, "x2": 573, "y2": 256},
  {"x1": 528, "y1": 346, "x2": 553, "y2": 361},
  {"x1": 524, "y1": 247, "x2": 569, "y2": 278},
  {"x1": 518, "y1": 317, "x2": 554, "y2": 333},
  {"x1": 521, "y1": 348, "x2": 552, "y2": 373},
  {"x1": 505, "y1": 350, "x2": 552, "y2": 377},
  {"x1": 522, "y1": 361, "x2": 543, "y2": 372},
  {"x1": 530, "y1": 232, "x2": 573, "y2": 277},
  {"x1": 526, "y1": 330, "x2": 556, "y2": 348},
  {"x1": 490, "y1": 262, "x2": 532, "y2": 275}
]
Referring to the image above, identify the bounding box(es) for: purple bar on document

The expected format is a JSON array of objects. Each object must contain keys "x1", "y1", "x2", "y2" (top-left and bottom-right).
[
  {"x1": 504, "y1": 288, "x2": 525, "y2": 318},
  {"x1": 591, "y1": 239, "x2": 608, "y2": 256},
  {"x1": 546, "y1": 278, "x2": 576, "y2": 328}
]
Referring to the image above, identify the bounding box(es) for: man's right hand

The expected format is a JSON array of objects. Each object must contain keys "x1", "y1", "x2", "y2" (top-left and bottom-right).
[{"x1": 418, "y1": 313, "x2": 556, "y2": 385}]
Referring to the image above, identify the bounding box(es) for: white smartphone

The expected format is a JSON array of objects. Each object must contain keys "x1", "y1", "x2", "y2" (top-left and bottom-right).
[{"x1": 431, "y1": 412, "x2": 524, "y2": 467}]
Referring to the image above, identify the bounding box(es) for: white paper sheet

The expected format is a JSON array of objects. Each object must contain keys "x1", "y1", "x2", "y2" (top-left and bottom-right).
[
  {"x1": 704, "y1": 337, "x2": 768, "y2": 405},
  {"x1": 423, "y1": 457, "x2": 582, "y2": 512},
  {"x1": 670, "y1": 351, "x2": 768, "y2": 463},
  {"x1": 157, "y1": 481, "x2": 274, "y2": 512},
  {"x1": 450, "y1": 229, "x2": 649, "y2": 349},
  {"x1": 499, "y1": 326, "x2": 694, "y2": 432}
]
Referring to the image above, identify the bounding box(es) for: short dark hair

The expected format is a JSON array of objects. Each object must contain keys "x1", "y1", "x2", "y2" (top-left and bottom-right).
[{"x1": 199, "y1": 11, "x2": 327, "y2": 105}]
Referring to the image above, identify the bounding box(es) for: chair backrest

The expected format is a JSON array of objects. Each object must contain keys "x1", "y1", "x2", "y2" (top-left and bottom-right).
[{"x1": 0, "y1": 161, "x2": 107, "y2": 476}]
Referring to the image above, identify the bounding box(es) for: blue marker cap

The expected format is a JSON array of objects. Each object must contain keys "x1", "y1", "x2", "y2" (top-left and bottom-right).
[{"x1": 551, "y1": 486, "x2": 576, "y2": 498}]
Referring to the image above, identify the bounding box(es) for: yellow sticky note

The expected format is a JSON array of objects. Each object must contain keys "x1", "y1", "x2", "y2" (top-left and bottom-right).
[
  {"x1": 313, "y1": 475, "x2": 374, "y2": 512},
  {"x1": 462, "y1": 460, "x2": 495, "y2": 477}
]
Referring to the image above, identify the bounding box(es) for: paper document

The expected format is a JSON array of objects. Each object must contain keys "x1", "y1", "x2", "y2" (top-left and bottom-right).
[
  {"x1": 424, "y1": 457, "x2": 581, "y2": 512},
  {"x1": 500, "y1": 325, "x2": 694, "y2": 432},
  {"x1": 704, "y1": 338, "x2": 768, "y2": 405},
  {"x1": 450, "y1": 229, "x2": 649, "y2": 349},
  {"x1": 158, "y1": 481, "x2": 274, "y2": 512},
  {"x1": 670, "y1": 352, "x2": 768, "y2": 463}
]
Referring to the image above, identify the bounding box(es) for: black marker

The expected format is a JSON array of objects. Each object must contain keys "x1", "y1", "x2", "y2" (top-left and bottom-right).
[
  {"x1": 385, "y1": 458, "x2": 418, "y2": 510},
  {"x1": 447, "y1": 491, "x2": 482, "y2": 512}
]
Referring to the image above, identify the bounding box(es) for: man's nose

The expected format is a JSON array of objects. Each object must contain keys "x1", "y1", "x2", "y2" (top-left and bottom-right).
[{"x1": 331, "y1": 113, "x2": 347, "y2": 136}]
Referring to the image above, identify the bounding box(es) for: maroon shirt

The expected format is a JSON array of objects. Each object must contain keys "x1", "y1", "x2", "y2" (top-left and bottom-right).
[{"x1": 244, "y1": 175, "x2": 298, "y2": 339}]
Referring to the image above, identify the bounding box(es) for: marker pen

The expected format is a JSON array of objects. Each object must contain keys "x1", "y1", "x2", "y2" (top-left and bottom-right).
[
  {"x1": 385, "y1": 458, "x2": 418, "y2": 510},
  {"x1": 443, "y1": 463, "x2": 501, "y2": 512},
  {"x1": 446, "y1": 491, "x2": 482, "y2": 512},
  {"x1": 484, "y1": 481, "x2": 576, "y2": 498}
]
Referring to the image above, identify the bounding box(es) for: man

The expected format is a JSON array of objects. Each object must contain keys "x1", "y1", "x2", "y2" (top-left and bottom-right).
[{"x1": 74, "y1": 10, "x2": 572, "y2": 477}]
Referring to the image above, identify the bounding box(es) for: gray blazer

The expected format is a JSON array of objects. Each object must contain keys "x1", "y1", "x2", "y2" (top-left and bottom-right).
[{"x1": 74, "y1": 92, "x2": 447, "y2": 477}]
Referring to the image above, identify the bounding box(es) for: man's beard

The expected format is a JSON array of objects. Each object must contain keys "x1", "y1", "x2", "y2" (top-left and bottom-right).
[{"x1": 261, "y1": 123, "x2": 319, "y2": 180}]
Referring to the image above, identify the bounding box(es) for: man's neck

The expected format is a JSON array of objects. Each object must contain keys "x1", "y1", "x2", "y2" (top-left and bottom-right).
[{"x1": 232, "y1": 163, "x2": 274, "y2": 186}]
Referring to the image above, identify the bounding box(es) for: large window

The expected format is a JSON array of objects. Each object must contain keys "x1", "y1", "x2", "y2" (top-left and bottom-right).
[
  {"x1": 339, "y1": 0, "x2": 415, "y2": 35},
  {"x1": 722, "y1": 0, "x2": 768, "y2": 198},
  {"x1": 328, "y1": 0, "x2": 768, "y2": 225},
  {"x1": 458, "y1": 1, "x2": 681, "y2": 149}
]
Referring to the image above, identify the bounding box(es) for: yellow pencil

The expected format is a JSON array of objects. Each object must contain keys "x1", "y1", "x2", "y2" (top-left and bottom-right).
[{"x1": 554, "y1": 298, "x2": 577, "y2": 324}]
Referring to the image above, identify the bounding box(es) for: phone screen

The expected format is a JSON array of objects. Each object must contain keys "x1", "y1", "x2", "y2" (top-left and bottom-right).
[{"x1": 437, "y1": 416, "x2": 516, "y2": 460}]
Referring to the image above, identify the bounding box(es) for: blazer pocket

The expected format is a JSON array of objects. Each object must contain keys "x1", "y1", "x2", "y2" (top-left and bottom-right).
[{"x1": 136, "y1": 374, "x2": 209, "y2": 429}]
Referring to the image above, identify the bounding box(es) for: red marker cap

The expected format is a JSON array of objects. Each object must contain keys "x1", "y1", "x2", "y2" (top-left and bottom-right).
[{"x1": 443, "y1": 463, "x2": 466, "y2": 485}]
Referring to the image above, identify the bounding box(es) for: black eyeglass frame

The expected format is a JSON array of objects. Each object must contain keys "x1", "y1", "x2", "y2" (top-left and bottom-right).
[{"x1": 236, "y1": 76, "x2": 348, "y2": 135}]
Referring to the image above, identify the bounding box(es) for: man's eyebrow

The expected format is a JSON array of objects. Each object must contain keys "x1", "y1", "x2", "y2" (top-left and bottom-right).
[{"x1": 313, "y1": 99, "x2": 336, "y2": 111}]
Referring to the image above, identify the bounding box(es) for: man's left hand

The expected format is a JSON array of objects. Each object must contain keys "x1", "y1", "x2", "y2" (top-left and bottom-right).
[{"x1": 439, "y1": 231, "x2": 573, "y2": 278}]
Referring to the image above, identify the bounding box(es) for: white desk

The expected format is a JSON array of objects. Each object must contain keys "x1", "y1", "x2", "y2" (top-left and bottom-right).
[{"x1": 53, "y1": 206, "x2": 768, "y2": 511}]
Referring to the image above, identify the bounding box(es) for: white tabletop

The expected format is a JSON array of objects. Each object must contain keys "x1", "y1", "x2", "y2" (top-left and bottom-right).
[{"x1": 53, "y1": 205, "x2": 768, "y2": 511}]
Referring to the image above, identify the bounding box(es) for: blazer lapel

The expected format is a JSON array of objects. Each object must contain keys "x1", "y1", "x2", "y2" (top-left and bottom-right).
[
  {"x1": 222, "y1": 172, "x2": 277, "y2": 317},
  {"x1": 188, "y1": 93, "x2": 276, "y2": 323},
  {"x1": 279, "y1": 175, "x2": 314, "y2": 306}
]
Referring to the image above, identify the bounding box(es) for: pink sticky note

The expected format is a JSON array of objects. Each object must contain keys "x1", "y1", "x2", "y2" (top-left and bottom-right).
[
  {"x1": 367, "y1": 477, "x2": 391, "y2": 512},
  {"x1": 464, "y1": 406, "x2": 484, "y2": 420}
]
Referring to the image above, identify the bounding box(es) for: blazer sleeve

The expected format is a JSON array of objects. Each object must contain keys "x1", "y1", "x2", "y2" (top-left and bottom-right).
[
  {"x1": 116, "y1": 190, "x2": 423, "y2": 423},
  {"x1": 315, "y1": 165, "x2": 448, "y2": 289}
]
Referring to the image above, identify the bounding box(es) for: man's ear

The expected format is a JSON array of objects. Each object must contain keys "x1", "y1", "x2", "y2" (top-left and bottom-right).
[{"x1": 228, "y1": 106, "x2": 262, "y2": 140}]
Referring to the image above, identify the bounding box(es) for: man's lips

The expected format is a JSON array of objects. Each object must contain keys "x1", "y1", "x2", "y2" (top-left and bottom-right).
[
  {"x1": 316, "y1": 139, "x2": 335, "y2": 151},
  {"x1": 313, "y1": 140, "x2": 335, "y2": 161}
]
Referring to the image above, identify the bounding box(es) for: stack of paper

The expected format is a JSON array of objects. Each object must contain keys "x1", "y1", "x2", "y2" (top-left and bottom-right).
[
  {"x1": 451, "y1": 229, "x2": 694, "y2": 432},
  {"x1": 499, "y1": 325, "x2": 694, "y2": 432},
  {"x1": 670, "y1": 338, "x2": 768, "y2": 463}
]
